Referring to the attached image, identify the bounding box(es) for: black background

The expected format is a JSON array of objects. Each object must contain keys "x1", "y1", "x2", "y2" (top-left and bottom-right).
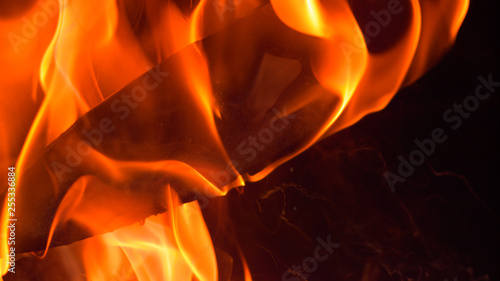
[{"x1": 213, "y1": 0, "x2": 500, "y2": 280}]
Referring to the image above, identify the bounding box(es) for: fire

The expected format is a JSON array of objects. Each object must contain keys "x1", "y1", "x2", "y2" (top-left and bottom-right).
[
  {"x1": 4, "y1": 184, "x2": 218, "y2": 280},
  {"x1": 78, "y1": 186, "x2": 218, "y2": 281},
  {"x1": 1, "y1": 0, "x2": 468, "y2": 280}
]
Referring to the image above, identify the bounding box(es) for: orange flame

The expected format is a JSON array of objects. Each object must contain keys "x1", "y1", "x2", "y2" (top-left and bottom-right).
[
  {"x1": 1, "y1": 0, "x2": 469, "y2": 279},
  {"x1": 76, "y1": 186, "x2": 218, "y2": 281}
]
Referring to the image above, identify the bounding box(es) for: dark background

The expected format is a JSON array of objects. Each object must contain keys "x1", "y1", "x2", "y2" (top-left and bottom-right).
[{"x1": 211, "y1": 0, "x2": 500, "y2": 280}]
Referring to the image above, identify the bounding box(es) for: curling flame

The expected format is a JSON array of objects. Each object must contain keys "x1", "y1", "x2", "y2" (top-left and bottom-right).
[{"x1": 271, "y1": 0, "x2": 329, "y2": 37}]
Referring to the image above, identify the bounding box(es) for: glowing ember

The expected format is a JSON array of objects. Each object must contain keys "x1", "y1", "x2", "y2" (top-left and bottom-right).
[{"x1": 1, "y1": 0, "x2": 468, "y2": 280}]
